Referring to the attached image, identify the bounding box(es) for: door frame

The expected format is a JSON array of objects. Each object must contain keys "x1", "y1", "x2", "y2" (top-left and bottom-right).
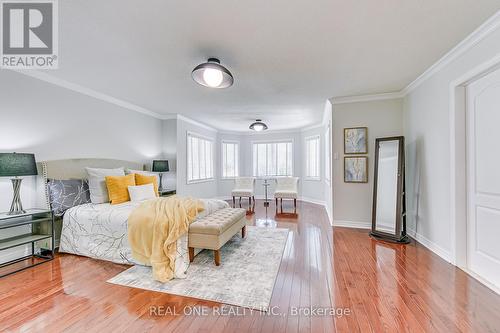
[{"x1": 449, "y1": 54, "x2": 500, "y2": 293}]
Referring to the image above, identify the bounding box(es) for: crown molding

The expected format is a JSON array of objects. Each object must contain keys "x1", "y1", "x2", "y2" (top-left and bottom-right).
[
  {"x1": 13, "y1": 69, "x2": 165, "y2": 119},
  {"x1": 176, "y1": 114, "x2": 217, "y2": 132},
  {"x1": 331, "y1": 91, "x2": 403, "y2": 105},
  {"x1": 401, "y1": 10, "x2": 500, "y2": 95},
  {"x1": 300, "y1": 123, "x2": 324, "y2": 132},
  {"x1": 330, "y1": 10, "x2": 500, "y2": 104}
]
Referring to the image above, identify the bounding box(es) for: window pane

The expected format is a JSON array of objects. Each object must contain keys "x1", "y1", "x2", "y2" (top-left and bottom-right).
[
  {"x1": 306, "y1": 137, "x2": 320, "y2": 178},
  {"x1": 187, "y1": 134, "x2": 213, "y2": 182},
  {"x1": 258, "y1": 144, "x2": 266, "y2": 177},
  {"x1": 222, "y1": 142, "x2": 238, "y2": 178},
  {"x1": 252, "y1": 141, "x2": 293, "y2": 177}
]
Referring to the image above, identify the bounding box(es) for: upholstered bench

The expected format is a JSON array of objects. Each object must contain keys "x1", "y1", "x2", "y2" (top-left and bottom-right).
[{"x1": 188, "y1": 207, "x2": 247, "y2": 266}]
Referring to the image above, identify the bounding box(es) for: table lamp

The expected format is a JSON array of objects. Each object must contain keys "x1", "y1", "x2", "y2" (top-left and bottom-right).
[
  {"x1": 152, "y1": 160, "x2": 169, "y2": 191},
  {"x1": 0, "y1": 153, "x2": 38, "y2": 215}
]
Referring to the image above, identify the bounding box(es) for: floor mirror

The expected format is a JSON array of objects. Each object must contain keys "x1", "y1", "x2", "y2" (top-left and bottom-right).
[{"x1": 370, "y1": 136, "x2": 410, "y2": 243}]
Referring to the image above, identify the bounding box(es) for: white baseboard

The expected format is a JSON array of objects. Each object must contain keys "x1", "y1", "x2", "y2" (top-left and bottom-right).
[
  {"x1": 333, "y1": 220, "x2": 371, "y2": 229},
  {"x1": 407, "y1": 229, "x2": 452, "y2": 263}
]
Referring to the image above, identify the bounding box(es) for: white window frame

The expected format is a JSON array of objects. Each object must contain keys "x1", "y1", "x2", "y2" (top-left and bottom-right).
[
  {"x1": 325, "y1": 124, "x2": 331, "y2": 183},
  {"x1": 186, "y1": 131, "x2": 214, "y2": 184},
  {"x1": 305, "y1": 135, "x2": 321, "y2": 181},
  {"x1": 251, "y1": 139, "x2": 294, "y2": 178},
  {"x1": 221, "y1": 140, "x2": 239, "y2": 179}
]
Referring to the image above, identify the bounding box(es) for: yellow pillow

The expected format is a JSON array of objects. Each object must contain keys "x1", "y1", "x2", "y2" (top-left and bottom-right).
[
  {"x1": 105, "y1": 174, "x2": 136, "y2": 204},
  {"x1": 135, "y1": 173, "x2": 159, "y2": 196}
]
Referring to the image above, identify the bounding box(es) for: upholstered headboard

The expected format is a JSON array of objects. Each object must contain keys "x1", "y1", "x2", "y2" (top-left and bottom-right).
[
  {"x1": 36, "y1": 158, "x2": 145, "y2": 210},
  {"x1": 39, "y1": 158, "x2": 144, "y2": 180}
]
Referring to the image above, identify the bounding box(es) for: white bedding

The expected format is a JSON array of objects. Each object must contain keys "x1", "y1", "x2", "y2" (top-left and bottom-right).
[{"x1": 59, "y1": 198, "x2": 229, "y2": 278}]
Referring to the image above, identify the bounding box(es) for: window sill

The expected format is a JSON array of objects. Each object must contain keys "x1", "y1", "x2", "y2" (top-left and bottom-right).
[
  {"x1": 187, "y1": 178, "x2": 215, "y2": 185},
  {"x1": 305, "y1": 177, "x2": 321, "y2": 182}
]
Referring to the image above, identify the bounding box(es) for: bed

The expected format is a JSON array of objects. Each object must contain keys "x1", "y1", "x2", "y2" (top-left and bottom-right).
[{"x1": 41, "y1": 158, "x2": 229, "y2": 279}]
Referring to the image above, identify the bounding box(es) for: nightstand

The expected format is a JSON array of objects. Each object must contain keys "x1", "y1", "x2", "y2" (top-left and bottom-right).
[
  {"x1": 0, "y1": 209, "x2": 54, "y2": 278},
  {"x1": 158, "y1": 189, "x2": 176, "y2": 197}
]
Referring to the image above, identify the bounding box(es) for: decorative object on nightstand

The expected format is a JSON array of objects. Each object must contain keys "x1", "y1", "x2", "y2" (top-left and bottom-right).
[
  {"x1": 152, "y1": 160, "x2": 169, "y2": 191},
  {"x1": 0, "y1": 153, "x2": 38, "y2": 215},
  {"x1": 158, "y1": 189, "x2": 176, "y2": 197},
  {"x1": 0, "y1": 209, "x2": 54, "y2": 278}
]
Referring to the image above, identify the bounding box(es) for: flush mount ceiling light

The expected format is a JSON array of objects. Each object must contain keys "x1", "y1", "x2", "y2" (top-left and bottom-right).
[
  {"x1": 249, "y1": 119, "x2": 268, "y2": 132},
  {"x1": 191, "y1": 58, "x2": 234, "y2": 88}
]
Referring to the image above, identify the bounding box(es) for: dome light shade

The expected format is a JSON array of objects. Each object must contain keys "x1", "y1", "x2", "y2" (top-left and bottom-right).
[
  {"x1": 192, "y1": 58, "x2": 233, "y2": 88},
  {"x1": 249, "y1": 119, "x2": 268, "y2": 131}
]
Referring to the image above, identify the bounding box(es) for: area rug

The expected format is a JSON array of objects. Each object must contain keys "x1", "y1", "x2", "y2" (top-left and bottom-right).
[{"x1": 107, "y1": 226, "x2": 289, "y2": 311}]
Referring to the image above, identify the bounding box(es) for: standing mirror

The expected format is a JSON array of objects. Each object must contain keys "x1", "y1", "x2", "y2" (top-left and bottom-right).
[{"x1": 370, "y1": 136, "x2": 409, "y2": 243}]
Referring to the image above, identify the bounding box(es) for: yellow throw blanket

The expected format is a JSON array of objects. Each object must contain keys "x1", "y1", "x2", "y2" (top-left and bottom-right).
[{"x1": 127, "y1": 196, "x2": 204, "y2": 282}]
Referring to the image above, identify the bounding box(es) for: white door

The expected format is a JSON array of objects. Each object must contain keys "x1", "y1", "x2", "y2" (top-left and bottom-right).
[{"x1": 466, "y1": 68, "x2": 500, "y2": 289}]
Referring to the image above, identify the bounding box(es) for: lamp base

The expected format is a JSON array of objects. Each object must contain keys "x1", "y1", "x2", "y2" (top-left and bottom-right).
[{"x1": 8, "y1": 178, "x2": 26, "y2": 216}]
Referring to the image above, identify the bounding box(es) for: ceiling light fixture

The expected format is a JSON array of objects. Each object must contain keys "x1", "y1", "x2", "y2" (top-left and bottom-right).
[
  {"x1": 191, "y1": 58, "x2": 234, "y2": 88},
  {"x1": 249, "y1": 119, "x2": 268, "y2": 132}
]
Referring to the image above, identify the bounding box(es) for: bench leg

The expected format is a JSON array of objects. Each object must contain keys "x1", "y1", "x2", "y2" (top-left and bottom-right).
[
  {"x1": 239, "y1": 197, "x2": 242, "y2": 208},
  {"x1": 252, "y1": 196, "x2": 255, "y2": 212},
  {"x1": 275, "y1": 198, "x2": 278, "y2": 212},
  {"x1": 214, "y1": 250, "x2": 220, "y2": 266},
  {"x1": 242, "y1": 225, "x2": 246, "y2": 238},
  {"x1": 294, "y1": 198, "x2": 297, "y2": 212},
  {"x1": 188, "y1": 247, "x2": 194, "y2": 262}
]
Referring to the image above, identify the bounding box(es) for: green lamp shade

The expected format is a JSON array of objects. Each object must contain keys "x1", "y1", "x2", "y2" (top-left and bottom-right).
[
  {"x1": 152, "y1": 160, "x2": 169, "y2": 172},
  {"x1": 0, "y1": 153, "x2": 38, "y2": 177}
]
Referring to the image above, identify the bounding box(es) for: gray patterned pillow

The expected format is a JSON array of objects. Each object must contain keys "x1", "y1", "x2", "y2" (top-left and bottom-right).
[{"x1": 47, "y1": 179, "x2": 91, "y2": 217}]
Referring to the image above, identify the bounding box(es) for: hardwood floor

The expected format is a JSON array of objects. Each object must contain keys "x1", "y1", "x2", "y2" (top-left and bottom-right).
[{"x1": 1, "y1": 200, "x2": 500, "y2": 332}]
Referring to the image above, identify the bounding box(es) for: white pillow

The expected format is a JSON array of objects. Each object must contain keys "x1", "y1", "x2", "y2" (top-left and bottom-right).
[
  {"x1": 128, "y1": 183, "x2": 156, "y2": 202},
  {"x1": 125, "y1": 169, "x2": 160, "y2": 184},
  {"x1": 85, "y1": 167, "x2": 125, "y2": 204}
]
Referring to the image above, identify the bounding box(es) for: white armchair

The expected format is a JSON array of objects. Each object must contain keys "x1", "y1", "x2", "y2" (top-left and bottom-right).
[
  {"x1": 274, "y1": 177, "x2": 299, "y2": 212},
  {"x1": 231, "y1": 177, "x2": 256, "y2": 210}
]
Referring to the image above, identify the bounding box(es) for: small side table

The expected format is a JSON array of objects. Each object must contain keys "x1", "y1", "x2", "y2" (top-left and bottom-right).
[
  {"x1": 0, "y1": 209, "x2": 54, "y2": 278},
  {"x1": 263, "y1": 179, "x2": 271, "y2": 207},
  {"x1": 159, "y1": 189, "x2": 176, "y2": 197}
]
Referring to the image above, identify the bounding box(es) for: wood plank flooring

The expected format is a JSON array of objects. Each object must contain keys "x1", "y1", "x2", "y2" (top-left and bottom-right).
[{"x1": 1, "y1": 200, "x2": 500, "y2": 332}]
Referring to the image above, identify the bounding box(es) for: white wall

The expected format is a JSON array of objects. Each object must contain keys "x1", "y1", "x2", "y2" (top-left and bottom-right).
[
  {"x1": 161, "y1": 118, "x2": 177, "y2": 190},
  {"x1": 0, "y1": 70, "x2": 164, "y2": 263},
  {"x1": 332, "y1": 98, "x2": 403, "y2": 227},
  {"x1": 175, "y1": 117, "x2": 218, "y2": 198},
  {"x1": 403, "y1": 17, "x2": 500, "y2": 261}
]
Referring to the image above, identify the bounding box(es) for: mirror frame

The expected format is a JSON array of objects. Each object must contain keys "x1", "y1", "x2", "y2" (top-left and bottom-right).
[{"x1": 370, "y1": 136, "x2": 410, "y2": 243}]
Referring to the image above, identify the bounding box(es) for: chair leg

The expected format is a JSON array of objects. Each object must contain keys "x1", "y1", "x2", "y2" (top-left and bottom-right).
[
  {"x1": 252, "y1": 196, "x2": 255, "y2": 211},
  {"x1": 232, "y1": 196, "x2": 235, "y2": 208},
  {"x1": 275, "y1": 198, "x2": 278, "y2": 210},
  {"x1": 281, "y1": 198, "x2": 283, "y2": 213},
  {"x1": 294, "y1": 198, "x2": 297, "y2": 214},
  {"x1": 239, "y1": 197, "x2": 242, "y2": 208},
  {"x1": 214, "y1": 250, "x2": 220, "y2": 266},
  {"x1": 188, "y1": 247, "x2": 194, "y2": 262},
  {"x1": 248, "y1": 196, "x2": 251, "y2": 208},
  {"x1": 242, "y1": 225, "x2": 246, "y2": 238}
]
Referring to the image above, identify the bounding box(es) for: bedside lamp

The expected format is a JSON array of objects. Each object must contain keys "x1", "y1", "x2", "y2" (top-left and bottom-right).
[
  {"x1": 152, "y1": 160, "x2": 169, "y2": 191},
  {"x1": 0, "y1": 153, "x2": 38, "y2": 215}
]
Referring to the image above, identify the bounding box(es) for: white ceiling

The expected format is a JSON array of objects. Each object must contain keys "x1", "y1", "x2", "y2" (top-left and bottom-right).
[{"x1": 45, "y1": 0, "x2": 500, "y2": 131}]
